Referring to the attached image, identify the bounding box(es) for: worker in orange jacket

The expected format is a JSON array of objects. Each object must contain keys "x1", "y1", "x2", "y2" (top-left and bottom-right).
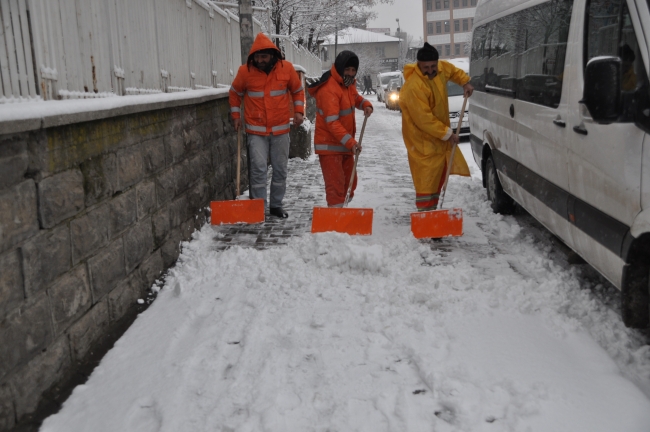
[
  {"x1": 307, "y1": 51, "x2": 373, "y2": 207},
  {"x1": 229, "y1": 33, "x2": 305, "y2": 218}
]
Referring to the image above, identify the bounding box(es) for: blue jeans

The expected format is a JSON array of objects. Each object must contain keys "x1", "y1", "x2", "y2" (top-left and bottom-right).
[{"x1": 247, "y1": 133, "x2": 290, "y2": 209}]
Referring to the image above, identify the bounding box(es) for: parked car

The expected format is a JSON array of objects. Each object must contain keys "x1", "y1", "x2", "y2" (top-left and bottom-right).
[
  {"x1": 469, "y1": 0, "x2": 650, "y2": 328},
  {"x1": 376, "y1": 71, "x2": 403, "y2": 103},
  {"x1": 446, "y1": 57, "x2": 470, "y2": 136},
  {"x1": 385, "y1": 78, "x2": 402, "y2": 111}
]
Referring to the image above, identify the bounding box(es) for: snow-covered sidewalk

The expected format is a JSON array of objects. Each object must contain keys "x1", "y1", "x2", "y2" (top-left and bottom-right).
[{"x1": 41, "y1": 98, "x2": 650, "y2": 432}]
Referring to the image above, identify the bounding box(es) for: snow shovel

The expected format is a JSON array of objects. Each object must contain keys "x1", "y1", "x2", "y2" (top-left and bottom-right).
[
  {"x1": 311, "y1": 116, "x2": 373, "y2": 235},
  {"x1": 411, "y1": 96, "x2": 468, "y2": 239},
  {"x1": 210, "y1": 128, "x2": 265, "y2": 225}
]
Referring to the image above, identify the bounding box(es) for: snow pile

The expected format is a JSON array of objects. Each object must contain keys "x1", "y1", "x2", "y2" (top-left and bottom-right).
[
  {"x1": 40, "y1": 98, "x2": 650, "y2": 432},
  {"x1": 41, "y1": 223, "x2": 650, "y2": 431}
]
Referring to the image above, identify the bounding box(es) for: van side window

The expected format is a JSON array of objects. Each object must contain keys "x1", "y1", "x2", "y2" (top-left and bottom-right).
[
  {"x1": 516, "y1": 0, "x2": 572, "y2": 107},
  {"x1": 584, "y1": 0, "x2": 650, "y2": 128},
  {"x1": 470, "y1": 0, "x2": 573, "y2": 108}
]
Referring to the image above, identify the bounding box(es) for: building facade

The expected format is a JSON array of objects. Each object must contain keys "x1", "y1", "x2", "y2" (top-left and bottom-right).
[
  {"x1": 320, "y1": 27, "x2": 400, "y2": 74},
  {"x1": 422, "y1": 0, "x2": 477, "y2": 59}
]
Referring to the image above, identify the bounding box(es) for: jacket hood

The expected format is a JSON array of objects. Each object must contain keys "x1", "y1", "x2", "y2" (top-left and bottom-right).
[
  {"x1": 334, "y1": 50, "x2": 359, "y2": 77},
  {"x1": 247, "y1": 33, "x2": 282, "y2": 63},
  {"x1": 307, "y1": 64, "x2": 347, "y2": 97},
  {"x1": 403, "y1": 63, "x2": 421, "y2": 81}
]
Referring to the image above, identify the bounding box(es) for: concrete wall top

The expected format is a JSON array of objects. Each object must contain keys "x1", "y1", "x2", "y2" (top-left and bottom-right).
[{"x1": 0, "y1": 89, "x2": 230, "y2": 136}]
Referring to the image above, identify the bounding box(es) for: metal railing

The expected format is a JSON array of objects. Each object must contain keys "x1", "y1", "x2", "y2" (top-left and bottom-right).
[{"x1": 0, "y1": 0, "x2": 321, "y2": 103}]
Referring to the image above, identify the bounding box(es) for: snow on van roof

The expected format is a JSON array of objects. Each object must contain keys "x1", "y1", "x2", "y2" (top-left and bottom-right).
[{"x1": 474, "y1": 0, "x2": 553, "y2": 25}]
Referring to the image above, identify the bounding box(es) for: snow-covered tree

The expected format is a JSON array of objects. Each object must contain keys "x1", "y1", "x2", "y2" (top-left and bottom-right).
[{"x1": 252, "y1": 0, "x2": 394, "y2": 53}]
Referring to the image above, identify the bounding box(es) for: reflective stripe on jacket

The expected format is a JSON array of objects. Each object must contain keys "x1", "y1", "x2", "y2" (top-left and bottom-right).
[
  {"x1": 308, "y1": 65, "x2": 372, "y2": 155},
  {"x1": 229, "y1": 33, "x2": 305, "y2": 136}
]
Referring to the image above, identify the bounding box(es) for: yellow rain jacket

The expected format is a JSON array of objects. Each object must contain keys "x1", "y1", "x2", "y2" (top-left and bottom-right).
[{"x1": 399, "y1": 61, "x2": 471, "y2": 195}]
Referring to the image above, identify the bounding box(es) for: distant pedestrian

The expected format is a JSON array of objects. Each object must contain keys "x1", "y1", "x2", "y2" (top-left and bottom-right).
[
  {"x1": 308, "y1": 51, "x2": 373, "y2": 207},
  {"x1": 399, "y1": 42, "x2": 473, "y2": 211},
  {"x1": 364, "y1": 75, "x2": 373, "y2": 95},
  {"x1": 229, "y1": 33, "x2": 305, "y2": 218}
]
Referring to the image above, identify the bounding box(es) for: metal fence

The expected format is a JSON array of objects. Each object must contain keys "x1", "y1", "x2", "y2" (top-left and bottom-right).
[{"x1": 0, "y1": 0, "x2": 321, "y2": 102}]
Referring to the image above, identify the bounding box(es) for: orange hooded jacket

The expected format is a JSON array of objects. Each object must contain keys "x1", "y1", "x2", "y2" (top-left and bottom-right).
[
  {"x1": 229, "y1": 33, "x2": 305, "y2": 136},
  {"x1": 307, "y1": 51, "x2": 372, "y2": 155}
]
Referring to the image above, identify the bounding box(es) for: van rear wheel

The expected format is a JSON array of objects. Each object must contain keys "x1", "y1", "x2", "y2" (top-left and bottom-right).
[{"x1": 486, "y1": 156, "x2": 516, "y2": 215}]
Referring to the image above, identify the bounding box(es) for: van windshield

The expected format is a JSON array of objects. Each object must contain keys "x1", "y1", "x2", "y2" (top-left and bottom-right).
[
  {"x1": 447, "y1": 82, "x2": 464, "y2": 97},
  {"x1": 381, "y1": 74, "x2": 400, "y2": 85}
]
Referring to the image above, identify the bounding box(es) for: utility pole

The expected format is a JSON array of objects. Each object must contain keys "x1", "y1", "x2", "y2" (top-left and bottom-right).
[
  {"x1": 396, "y1": 18, "x2": 401, "y2": 70},
  {"x1": 334, "y1": 23, "x2": 338, "y2": 57},
  {"x1": 239, "y1": 0, "x2": 254, "y2": 65}
]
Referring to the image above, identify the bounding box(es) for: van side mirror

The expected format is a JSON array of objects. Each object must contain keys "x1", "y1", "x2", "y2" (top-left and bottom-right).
[{"x1": 581, "y1": 56, "x2": 622, "y2": 123}]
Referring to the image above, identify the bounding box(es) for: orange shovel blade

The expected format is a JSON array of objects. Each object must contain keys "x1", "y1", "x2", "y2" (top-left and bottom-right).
[
  {"x1": 210, "y1": 199, "x2": 265, "y2": 225},
  {"x1": 311, "y1": 207, "x2": 373, "y2": 235},
  {"x1": 411, "y1": 208, "x2": 463, "y2": 239}
]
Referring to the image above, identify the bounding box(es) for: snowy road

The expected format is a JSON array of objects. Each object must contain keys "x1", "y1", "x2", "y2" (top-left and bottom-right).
[{"x1": 42, "y1": 96, "x2": 650, "y2": 432}]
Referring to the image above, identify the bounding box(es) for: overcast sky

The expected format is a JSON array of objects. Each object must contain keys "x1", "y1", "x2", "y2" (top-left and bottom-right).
[{"x1": 369, "y1": 0, "x2": 424, "y2": 44}]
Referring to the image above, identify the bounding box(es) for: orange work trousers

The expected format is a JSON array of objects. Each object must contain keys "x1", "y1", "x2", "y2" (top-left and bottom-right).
[{"x1": 318, "y1": 154, "x2": 357, "y2": 207}]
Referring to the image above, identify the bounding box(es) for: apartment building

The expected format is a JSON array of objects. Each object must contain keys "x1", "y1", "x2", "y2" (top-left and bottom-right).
[{"x1": 422, "y1": 0, "x2": 477, "y2": 59}]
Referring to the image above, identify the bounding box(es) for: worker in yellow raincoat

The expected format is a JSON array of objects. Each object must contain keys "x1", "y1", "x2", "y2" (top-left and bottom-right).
[{"x1": 399, "y1": 43, "x2": 473, "y2": 211}]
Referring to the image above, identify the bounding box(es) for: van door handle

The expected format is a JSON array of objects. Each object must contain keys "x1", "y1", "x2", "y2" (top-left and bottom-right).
[
  {"x1": 573, "y1": 125, "x2": 588, "y2": 135},
  {"x1": 553, "y1": 119, "x2": 566, "y2": 127}
]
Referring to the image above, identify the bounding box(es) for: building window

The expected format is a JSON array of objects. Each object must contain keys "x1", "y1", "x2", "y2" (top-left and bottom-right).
[
  {"x1": 435, "y1": 0, "x2": 441, "y2": 9},
  {"x1": 470, "y1": 0, "x2": 476, "y2": 5},
  {"x1": 376, "y1": 46, "x2": 385, "y2": 57},
  {"x1": 445, "y1": 44, "x2": 451, "y2": 56},
  {"x1": 438, "y1": 45, "x2": 443, "y2": 54},
  {"x1": 455, "y1": 44, "x2": 461, "y2": 55},
  {"x1": 426, "y1": 0, "x2": 433, "y2": 10},
  {"x1": 444, "y1": 21, "x2": 449, "y2": 32},
  {"x1": 471, "y1": 18, "x2": 474, "y2": 28},
  {"x1": 463, "y1": 19, "x2": 468, "y2": 31},
  {"x1": 462, "y1": 0, "x2": 468, "y2": 6},
  {"x1": 436, "y1": 22, "x2": 441, "y2": 33},
  {"x1": 454, "y1": 0, "x2": 459, "y2": 7},
  {"x1": 443, "y1": 0, "x2": 449, "y2": 8},
  {"x1": 427, "y1": 22, "x2": 434, "y2": 34},
  {"x1": 454, "y1": 20, "x2": 460, "y2": 32}
]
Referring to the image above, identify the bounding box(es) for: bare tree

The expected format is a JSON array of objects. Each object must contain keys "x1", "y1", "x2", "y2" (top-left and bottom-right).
[
  {"x1": 397, "y1": 33, "x2": 414, "y2": 68},
  {"x1": 251, "y1": 0, "x2": 394, "y2": 53},
  {"x1": 347, "y1": 43, "x2": 383, "y2": 79}
]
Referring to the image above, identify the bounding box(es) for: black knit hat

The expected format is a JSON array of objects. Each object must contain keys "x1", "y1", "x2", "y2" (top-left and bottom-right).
[
  {"x1": 417, "y1": 42, "x2": 439, "y2": 61},
  {"x1": 334, "y1": 50, "x2": 359, "y2": 77}
]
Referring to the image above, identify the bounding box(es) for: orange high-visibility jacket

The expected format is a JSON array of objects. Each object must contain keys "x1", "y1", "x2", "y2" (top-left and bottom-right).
[
  {"x1": 229, "y1": 33, "x2": 305, "y2": 136},
  {"x1": 308, "y1": 65, "x2": 372, "y2": 155}
]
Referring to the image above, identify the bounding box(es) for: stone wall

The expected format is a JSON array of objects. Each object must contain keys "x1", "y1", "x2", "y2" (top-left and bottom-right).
[{"x1": 0, "y1": 91, "x2": 244, "y2": 430}]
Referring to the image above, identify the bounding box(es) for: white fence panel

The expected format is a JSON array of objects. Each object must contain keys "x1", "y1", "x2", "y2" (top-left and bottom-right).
[
  {"x1": 0, "y1": 0, "x2": 320, "y2": 102},
  {"x1": 189, "y1": 0, "x2": 213, "y2": 89},
  {"x1": 155, "y1": 0, "x2": 191, "y2": 91},
  {"x1": 75, "y1": 0, "x2": 113, "y2": 93},
  {"x1": 210, "y1": 6, "x2": 232, "y2": 86},
  {"x1": 119, "y1": 0, "x2": 159, "y2": 92},
  {"x1": 0, "y1": 0, "x2": 38, "y2": 98}
]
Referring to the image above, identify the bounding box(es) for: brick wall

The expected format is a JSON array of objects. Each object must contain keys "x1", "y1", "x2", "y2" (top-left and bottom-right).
[{"x1": 0, "y1": 92, "x2": 244, "y2": 430}]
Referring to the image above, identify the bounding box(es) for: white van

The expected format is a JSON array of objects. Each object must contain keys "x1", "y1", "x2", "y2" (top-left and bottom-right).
[
  {"x1": 469, "y1": 0, "x2": 650, "y2": 328},
  {"x1": 446, "y1": 57, "x2": 470, "y2": 136},
  {"x1": 376, "y1": 71, "x2": 403, "y2": 103}
]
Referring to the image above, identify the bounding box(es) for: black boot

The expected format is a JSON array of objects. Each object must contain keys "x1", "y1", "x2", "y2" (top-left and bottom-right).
[{"x1": 269, "y1": 207, "x2": 289, "y2": 218}]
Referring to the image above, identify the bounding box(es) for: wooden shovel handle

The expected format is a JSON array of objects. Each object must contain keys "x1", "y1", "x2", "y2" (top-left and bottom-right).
[
  {"x1": 344, "y1": 115, "x2": 368, "y2": 207},
  {"x1": 236, "y1": 128, "x2": 241, "y2": 198},
  {"x1": 438, "y1": 96, "x2": 468, "y2": 210}
]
